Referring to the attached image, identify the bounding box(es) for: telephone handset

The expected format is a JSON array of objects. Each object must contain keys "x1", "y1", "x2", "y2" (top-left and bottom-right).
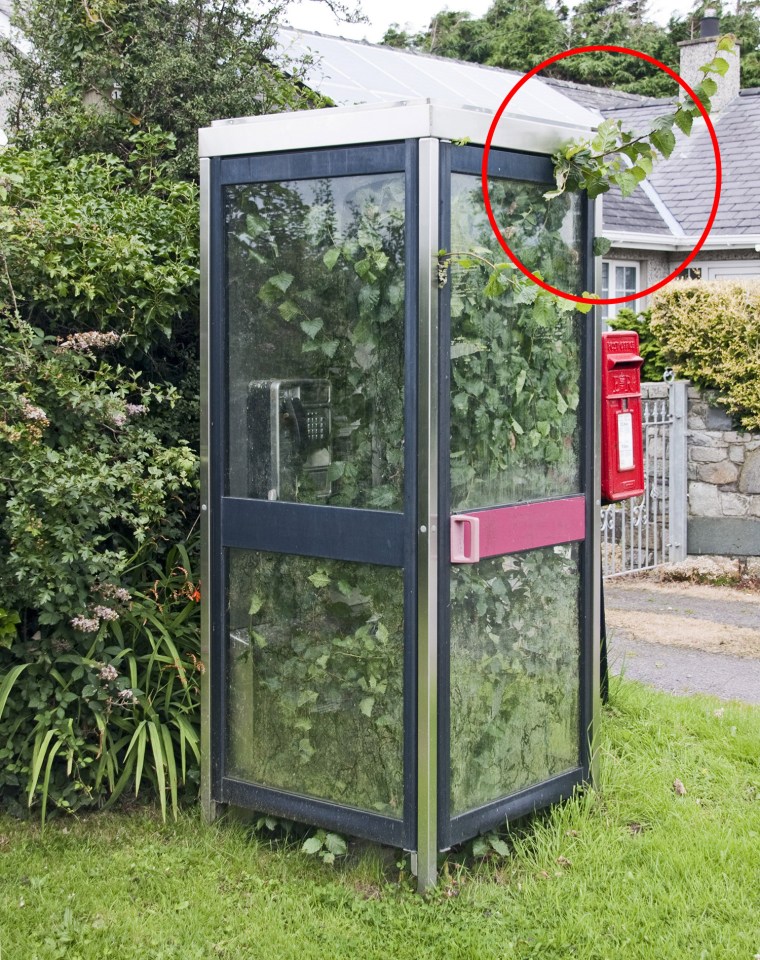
[
  {"x1": 248, "y1": 379, "x2": 332, "y2": 501},
  {"x1": 280, "y1": 394, "x2": 308, "y2": 454}
]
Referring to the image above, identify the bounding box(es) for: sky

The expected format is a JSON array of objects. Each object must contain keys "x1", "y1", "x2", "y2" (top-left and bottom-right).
[{"x1": 283, "y1": 0, "x2": 693, "y2": 43}]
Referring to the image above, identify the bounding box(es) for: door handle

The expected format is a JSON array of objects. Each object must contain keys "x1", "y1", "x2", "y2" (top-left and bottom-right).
[{"x1": 450, "y1": 514, "x2": 480, "y2": 564}]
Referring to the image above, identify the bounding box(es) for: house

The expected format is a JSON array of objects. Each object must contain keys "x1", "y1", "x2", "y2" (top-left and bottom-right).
[
  {"x1": 547, "y1": 16, "x2": 760, "y2": 317},
  {"x1": 278, "y1": 15, "x2": 760, "y2": 317}
]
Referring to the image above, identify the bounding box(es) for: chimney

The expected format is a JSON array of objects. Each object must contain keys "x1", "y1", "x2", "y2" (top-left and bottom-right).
[{"x1": 678, "y1": 10, "x2": 740, "y2": 113}]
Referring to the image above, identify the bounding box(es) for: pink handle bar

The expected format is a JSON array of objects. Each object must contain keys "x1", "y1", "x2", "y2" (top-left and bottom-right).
[{"x1": 450, "y1": 514, "x2": 480, "y2": 564}]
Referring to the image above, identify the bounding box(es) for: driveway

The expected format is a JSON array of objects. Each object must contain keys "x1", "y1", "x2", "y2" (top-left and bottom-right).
[{"x1": 604, "y1": 579, "x2": 760, "y2": 704}]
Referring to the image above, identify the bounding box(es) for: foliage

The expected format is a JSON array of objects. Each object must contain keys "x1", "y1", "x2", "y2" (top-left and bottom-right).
[
  {"x1": 547, "y1": 34, "x2": 736, "y2": 202},
  {"x1": 384, "y1": 0, "x2": 567, "y2": 68},
  {"x1": 221, "y1": 158, "x2": 591, "y2": 816},
  {"x1": 444, "y1": 174, "x2": 591, "y2": 509},
  {"x1": 301, "y1": 829, "x2": 348, "y2": 865},
  {"x1": 0, "y1": 308, "x2": 197, "y2": 627},
  {"x1": 0, "y1": 293, "x2": 200, "y2": 818},
  {"x1": 0, "y1": 137, "x2": 199, "y2": 350},
  {"x1": 1, "y1": 0, "x2": 333, "y2": 178},
  {"x1": 649, "y1": 279, "x2": 760, "y2": 430},
  {"x1": 229, "y1": 553, "x2": 404, "y2": 814},
  {"x1": 0, "y1": 538, "x2": 202, "y2": 822},
  {"x1": 607, "y1": 307, "x2": 669, "y2": 383},
  {"x1": 565, "y1": 0, "x2": 680, "y2": 96},
  {"x1": 0, "y1": 0, "x2": 361, "y2": 823},
  {"x1": 226, "y1": 171, "x2": 406, "y2": 510}
]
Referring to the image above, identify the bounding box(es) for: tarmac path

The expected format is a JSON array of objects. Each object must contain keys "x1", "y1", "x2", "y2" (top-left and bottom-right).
[{"x1": 604, "y1": 580, "x2": 760, "y2": 705}]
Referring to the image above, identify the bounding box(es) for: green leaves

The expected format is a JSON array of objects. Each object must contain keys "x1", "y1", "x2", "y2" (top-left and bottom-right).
[
  {"x1": 0, "y1": 144, "x2": 199, "y2": 350},
  {"x1": 359, "y1": 696, "x2": 375, "y2": 717},
  {"x1": 472, "y1": 831, "x2": 510, "y2": 858},
  {"x1": 307, "y1": 570, "x2": 331, "y2": 589},
  {"x1": 674, "y1": 108, "x2": 694, "y2": 137},
  {"x1": 593, "y1": 237, "x2": 612, "y2": 258},
  {"x1": 701, "y1": 58, "x2": 729, "y2": 77},
  {"x1": 301, "y1": 830, "x2": 348, "y2": 865},
  {"x1": 544, "y1": 36, "x2": 734, "y2": 207},
  {"x1": 300, "y1": 318, "x2": 324, "y2": 339},
  {"x1": 323, "y1": 247, "x2": 341, "y2": 270},
  {"x1": 649, "y1": 127, "x2": 676, "y2": 159}
]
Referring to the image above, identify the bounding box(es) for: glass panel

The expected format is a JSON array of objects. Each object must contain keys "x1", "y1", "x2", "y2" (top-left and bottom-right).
[
  {"x1": 601, "y1": 261, "x2": 610, "y2": 321},
  {"x1": 225, "y1": 172, "x2": 405, "y2": 510},
  {"x1": 227, "y1": 549, "x2": 404, "y2": 817},
  {"x1": 449, "y1": 545, "x2": 581, "y2": 816},
  {"x1": 449, "y1": 174, "x2": 583, "y2": 511}
]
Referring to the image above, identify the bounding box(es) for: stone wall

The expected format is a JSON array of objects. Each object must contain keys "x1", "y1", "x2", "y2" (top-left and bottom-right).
[{"x1": 686, "y1": 388, "x2": 760, "y2": 556}]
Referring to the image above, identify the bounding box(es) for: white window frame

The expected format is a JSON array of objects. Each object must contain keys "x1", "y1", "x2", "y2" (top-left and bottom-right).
[{"x1": 601, "y1": 259, "x2": 639, "y2": 320}]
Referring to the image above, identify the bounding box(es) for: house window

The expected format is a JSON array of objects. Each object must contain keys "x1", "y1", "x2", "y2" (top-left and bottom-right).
[{"x1": 601, "y1": 261, "x2": 638, "y2": 319}]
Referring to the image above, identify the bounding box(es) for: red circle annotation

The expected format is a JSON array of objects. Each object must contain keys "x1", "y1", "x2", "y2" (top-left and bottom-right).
[{"x1": 481, "y1": 45, "x2": 723, "y2": 306}]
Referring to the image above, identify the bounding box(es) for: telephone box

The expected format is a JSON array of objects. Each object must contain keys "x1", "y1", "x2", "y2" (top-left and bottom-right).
[
  {"x1": 600, "y1": 331, "x2": 645, "y2": 503},
  {"x1": 199, "y1": 98, "x2": 603, "y2": 892}
]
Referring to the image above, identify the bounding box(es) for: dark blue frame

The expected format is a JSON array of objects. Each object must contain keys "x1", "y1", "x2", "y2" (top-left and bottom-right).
[
  {"x1": 437, "y1": 144, "x2": 595, "y2": 849},
  {"x1": 209, "y1": 142, "x2": 419, "y2": 850}
]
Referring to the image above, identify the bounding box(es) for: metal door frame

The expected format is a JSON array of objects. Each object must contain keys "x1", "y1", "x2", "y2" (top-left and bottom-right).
[{"x1": 427, "y1": 142, "x2": 600, "y2": 859}]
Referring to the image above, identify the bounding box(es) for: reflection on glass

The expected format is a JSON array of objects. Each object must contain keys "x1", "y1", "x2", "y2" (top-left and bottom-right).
[
  {"x1": 449, "y1": 174, "x2": 583, "y2": 510},
  {"x1": 227, "y1": 549, "x2": 404, "y2": 816},
  {"x1": 225, "y1": 174, "x2": 405, "y2": 510},
  {"x1": 449, "y1": 545, "x2": 580, "y2": 816}
]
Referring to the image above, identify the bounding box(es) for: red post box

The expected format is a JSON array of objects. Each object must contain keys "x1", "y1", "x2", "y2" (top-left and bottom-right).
[{"x1": 601, "y1": 330, "x2": 645, "y2": 503}]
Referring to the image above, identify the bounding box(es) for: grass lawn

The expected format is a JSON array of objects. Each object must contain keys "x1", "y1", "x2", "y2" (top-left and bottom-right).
[{"x1": 0, "y1": 679, "x2": 758, "y2": 960}]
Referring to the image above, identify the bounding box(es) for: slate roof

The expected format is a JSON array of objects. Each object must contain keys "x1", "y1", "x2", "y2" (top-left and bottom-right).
[
  {"x1": 648, "y1": 89, "x2": 760, "y2": 236},
  {"x1": 602, "y1": 181, "x2": 673, "y2": 235}
]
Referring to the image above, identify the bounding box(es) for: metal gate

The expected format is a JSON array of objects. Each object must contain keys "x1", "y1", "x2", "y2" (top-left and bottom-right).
[{"x1": 602, "y1": 380, "x2": 687, "y2": 577}]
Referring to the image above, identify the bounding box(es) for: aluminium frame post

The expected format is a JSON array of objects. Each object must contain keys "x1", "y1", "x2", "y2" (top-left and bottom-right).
[
  {"x1": 199, "y1": 156, "x2": 221, "y2": 823},
  {"x1": 589, "y1": 196, "x2": 604, "y2": 788},
  {"x1": 415, "y1": 137, "x2": 440, "y2": 893}
]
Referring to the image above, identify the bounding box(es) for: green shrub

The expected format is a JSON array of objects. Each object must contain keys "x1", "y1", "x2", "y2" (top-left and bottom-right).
[
  {"x1": 0, "y1": 309, "x2": 200, "y2": 818},
  {"x1": 0, "y1": 138, "x2": 202, "y2": 819},
  {"x1": 0, "y1": 136, "x2": 199, "y2": 350},
  {"x1": 0, "y1": 538, "x2": 202, "y2": 821},
  {"x1": 650, "y1": 280, "x2": 760, "y2": 430},
  {"x1": 607, "y1": 308, "x2": 669, "y2": 383}
]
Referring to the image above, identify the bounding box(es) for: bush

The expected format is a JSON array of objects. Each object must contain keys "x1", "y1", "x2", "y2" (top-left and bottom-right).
[
  {"x1": 0, "y1": 137, "x2": 202, "y2": 819},
  {"x1": 0, "y1": 136, "x2": 199, "y2": 350},
  {"x1": 650, "y1": 280, "x2": 760, "y2": 430},
  {"x1": 0, "y1": 538, "x2": 202, "y2": 821},
  {"x1": 607, "y1": 308, "x2": 669, "y2": 384}
]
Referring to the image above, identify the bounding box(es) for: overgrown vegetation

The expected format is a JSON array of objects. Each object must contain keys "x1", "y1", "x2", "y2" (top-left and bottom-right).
[
  {"x1": 607, "y1": 308, "x2": 669, "y2": 383},
  {"x1": 650, "y1": 279, "x2": 760, "y2": 430},
  {"x1": 0, "y1": 0, "x2": 331, "y2": 178},
  {"x1": 0, "y1": 682, "x2": 758, "y2": 959},
  {"x1": 0, "y1": 0, "x2": 748, "y2": 842},
  {"x1": 0, "y1": 0, "x2": 338, "y2": 819}
]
